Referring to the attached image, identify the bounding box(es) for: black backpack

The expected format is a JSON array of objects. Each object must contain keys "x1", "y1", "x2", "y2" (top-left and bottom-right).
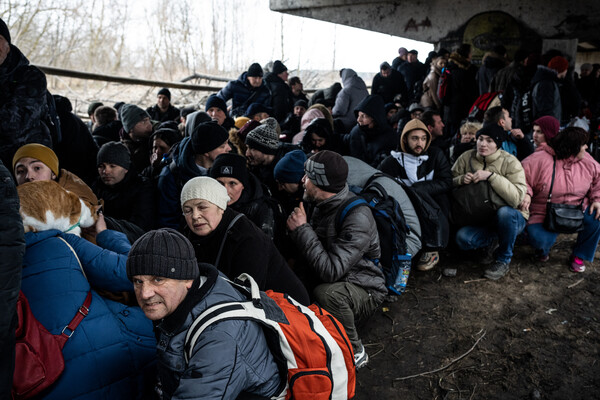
[{"x1": 335, "y1": 179, "x2": 411, "y2": 295}]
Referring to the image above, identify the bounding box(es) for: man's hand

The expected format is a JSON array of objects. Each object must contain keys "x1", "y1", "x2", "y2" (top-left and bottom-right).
[
  {"x1": 510, "y1": 128, "x2": 524, "y2": 139},
  {"x1": 286, "y1": 202, "x2": 307, "y2": 232},
  {"x1": 519, "y1": 193, "x2": 531, "y2": 212},
  {"x1": 589, "y1": 201, "x2": 600, "y2": 220}
]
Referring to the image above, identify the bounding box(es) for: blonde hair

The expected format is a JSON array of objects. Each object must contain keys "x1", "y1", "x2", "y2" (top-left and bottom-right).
[{"x1": 460, "y1": 121, "x2": 482, "y2": 137}]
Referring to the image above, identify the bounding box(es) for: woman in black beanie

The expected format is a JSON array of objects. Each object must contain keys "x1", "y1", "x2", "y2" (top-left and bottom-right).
[{"x1": 209, "y1": 153, "x2": 282, "y2": 242}]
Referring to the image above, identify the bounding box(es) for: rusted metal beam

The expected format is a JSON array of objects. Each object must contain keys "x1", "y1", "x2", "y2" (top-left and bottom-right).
[{"x1": 35, "y1": 65, "x2": 226, "y2": 91}]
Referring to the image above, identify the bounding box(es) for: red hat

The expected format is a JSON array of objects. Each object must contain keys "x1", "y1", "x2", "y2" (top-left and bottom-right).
[
  {"x1": 533, "y1": 116, "x2": 560, "y2": 141},
  {"x1": 547, "y1": 56, "x2": 569, "y2": 74}
]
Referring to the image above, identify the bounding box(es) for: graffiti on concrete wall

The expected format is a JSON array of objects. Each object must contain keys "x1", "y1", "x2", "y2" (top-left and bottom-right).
[
  {"x1": 463, "y1": 11, "x2": 522, "y2": 63},
  {"x1": 405, "y1": 17, "x2": 431, "y2": 32}
]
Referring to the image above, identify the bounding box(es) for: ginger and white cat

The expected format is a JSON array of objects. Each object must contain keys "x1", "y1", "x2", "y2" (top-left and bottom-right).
[{"x1": 17, "y1": 180, "x2": 99, "y2": 236}]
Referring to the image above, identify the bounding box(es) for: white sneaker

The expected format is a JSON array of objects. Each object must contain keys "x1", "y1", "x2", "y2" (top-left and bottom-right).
[{"x1": 354, "y1": 344, "x2": 369, "y2": 369}]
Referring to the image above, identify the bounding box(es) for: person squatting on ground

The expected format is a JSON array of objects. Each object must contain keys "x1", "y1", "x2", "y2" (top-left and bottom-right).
[
  {"x1": 521, "y1": 126, "x2": 600, "y2": 272},
  {"x1": 452, "y1": 124, "x2": 528, "y2": 280},
  {"x1": 286, "y1": 150, "x2": 386, "y2": 368}
]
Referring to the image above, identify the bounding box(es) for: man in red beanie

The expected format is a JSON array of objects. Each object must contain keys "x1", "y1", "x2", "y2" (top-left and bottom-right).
[{"x1": 530, "y1": 55, "x2": 569, "y2": 123}]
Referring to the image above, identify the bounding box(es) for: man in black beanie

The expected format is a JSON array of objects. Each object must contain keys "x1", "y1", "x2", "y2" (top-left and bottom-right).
[
  {"x1": 127, "y1": 228, "x2": 281, "y2": 399},
  {"x1": 156, "y1": 121, "x2": 231, "y2": 228},
  {"x1": 265, "y1": 60, "x2": 294, "y2": 123},
  {"x1": 0, "y1": 17, "x2": 51, "y2": 168},
  {"x1": 286, "y1": 150, "x2": 386, "y2": 369},
  {"x1": 146, "y1": 87, "x2": 180, "y2": 123},
  {"x1": 92, "y1": 141, "x2": 155, "y2": 242},
  {"x1": 205, "y1": 93, "x2": 234, "y2": 130},
  {"x1": 216, "y1": 62, "x2": 272, "y2": 118}
]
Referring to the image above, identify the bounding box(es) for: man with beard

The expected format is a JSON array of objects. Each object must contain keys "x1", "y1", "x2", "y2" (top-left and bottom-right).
[
  {"x1": 378, "y1": 119, "x2": 452, "y2": 271},
  {"x1": 286, "y1": 151, "x2": 387, "y2": 369}
]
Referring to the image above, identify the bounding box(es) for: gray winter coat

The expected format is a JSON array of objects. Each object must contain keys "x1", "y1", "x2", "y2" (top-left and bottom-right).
[
  {"x1": 332, "y1": 69, "x2": 369, "y2": 132},
  {"x1": 155, "y1": 264, "x2": 281, "y2": 400},
  {"x1": 290, "y1": 185, "x2": 387, "y2": 302},
  {"x1": 344, "y1": 156, "x2": 422, "y2": 257}
]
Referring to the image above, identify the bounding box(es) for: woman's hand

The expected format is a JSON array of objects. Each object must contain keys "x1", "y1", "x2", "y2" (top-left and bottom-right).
[
  {"x1": 463, "y1": 173, "x2": 474, "y2": 184},
  {"x1": 519, "y1": 194, "x2": 531, "y2": 212},
  {"x1": 472, "y1": 170, "x2": 492, "y2": 183},
  {"x1": 96, "y1": 212, "x2": 107, "y2": 234},
  {"x1": 589, "y1": 202, "x2": 600, "y2": 220}
]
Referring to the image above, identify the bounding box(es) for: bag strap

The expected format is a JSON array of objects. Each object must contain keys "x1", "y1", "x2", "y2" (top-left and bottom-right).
[
  {"x1": 214, "y1": 213, "x2": 243, "y2": 268},
  {"x1": 55, "y1": 291, "x2": 92, "y2": 348},
  {"x1": 54, "y1": 236, "x2": 92, "y2": 347},
  {"x1": 546, "y1": 157, "x2": 556, "y2": 203},
  {"x1": 57, "y1": 236, "x2": 87, "y2": 280}
]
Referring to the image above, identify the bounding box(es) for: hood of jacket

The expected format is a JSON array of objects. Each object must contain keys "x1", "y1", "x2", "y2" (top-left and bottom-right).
[
  {"x1": 482, "y1": 52, "x2": 506, "y2": 69},
  {"x1": 170, "y1": 136, "x2": 202, "y2": 181},
  {"x1": 400, "y1": 118, "x2": 431, "y2": 153},
  {"x1": 238, "y1": 71, "x2": 266, "y2": 92},
  {"x1": 340, "y1": 68, "x2": 367, "y2": 91},
  {"x1": 0, "y1": 44, "x2": 29, "y2": 81},
  {"x1": 531, "y1": 65, "x2": 559, "y2": 87},
  {"x1": 25, "y1": 229, "x2": 63, "y2": 247},
  {"x1": 185, "y1": 110, "x2": 212, "y2": 137},
  {"x1": 353, "y1": 94, "x2": 388, "y2": 130},
  {"x1": 448, "y1": 52, "x2": 471, "y2": 70}
]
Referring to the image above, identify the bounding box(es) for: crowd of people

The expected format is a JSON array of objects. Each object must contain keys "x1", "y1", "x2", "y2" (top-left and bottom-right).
[{"x1": 2, "y1": 15, "x2": 600, "y2": 399}]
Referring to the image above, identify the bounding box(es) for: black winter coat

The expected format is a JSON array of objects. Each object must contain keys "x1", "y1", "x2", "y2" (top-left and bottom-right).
[
  {"x1": 0, "y1": 161, "x2": 24, "y2": 396},
  {"x1": 92, "y1": 120, "x2": 123, "y2": 147},
  {"x1": 345, "y1": 95, "x2": 398, "y2": 167},
  {"x1": 92, "y1": 169, "x2": 155, "y2": 233},
  {"x1": 0, "y1": 45, "x2": 50, "y2": 167},
  {"x1": 229, "y1": 172, "x2": 279, "y2": 241},
  {"x1": 52, "y1": 95, "x2": 99, "y2": 186},
  {"x1": 264, "y1": 72, "x2": 294, "y2": 123},
  {"x1": 443, "y1": 53, "x2": 478, "y2": 129},
  {"x1": 377, "y1": 146, "x2": 453, "y2": 198},
  {"x1": 145, "y1": 104, "x2": 180, "y2": 123},
  {"x1": 371, "y1": 69, "x2": 407, "y2": 104},
  {"x1": 184, "y1": 208, "x2": 309, "y2": 305}
]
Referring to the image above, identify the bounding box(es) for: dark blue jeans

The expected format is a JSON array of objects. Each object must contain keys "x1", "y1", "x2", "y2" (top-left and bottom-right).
[
  {"x1": 455, "y1": 206, "x2": 527, "y2": 264},
  {"x1": 526, "y1": 206, "x2": 600, "y2": 261}
]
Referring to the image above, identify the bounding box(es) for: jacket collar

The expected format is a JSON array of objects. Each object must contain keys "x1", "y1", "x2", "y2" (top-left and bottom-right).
[
  {"x1": 156, "y1": 263, "x2": 219, "y2": 335},
  {"x1": 315, "y1": 184, "x2": 349, "y2": 213}
]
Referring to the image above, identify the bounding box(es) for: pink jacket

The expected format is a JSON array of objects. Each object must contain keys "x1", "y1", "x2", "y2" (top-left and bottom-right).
[{"x1": 522, "y1": 144, "x2": 600, "y2": 224}]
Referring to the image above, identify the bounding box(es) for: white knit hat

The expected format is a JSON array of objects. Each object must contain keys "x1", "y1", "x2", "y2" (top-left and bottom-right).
[{"x1": 180, "y1": 176, "x2": 230, "y2": 210}]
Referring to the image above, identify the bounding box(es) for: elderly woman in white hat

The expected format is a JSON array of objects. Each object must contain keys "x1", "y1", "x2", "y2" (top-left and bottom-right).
[{"x1": 180, "y1": 176, "x2": 309, "y2": 305}]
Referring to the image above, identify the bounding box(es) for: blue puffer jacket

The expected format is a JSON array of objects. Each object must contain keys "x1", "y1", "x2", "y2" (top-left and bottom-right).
[
  {"x1": 157, "y1": 136, "x2": 207, "y2": 228},
  {"x1": 155, "y1": 263, "x2": 281, "y2": 400},
  {"x1": 217, "y1": 72, "x2": 272, "y2": 118},
  {"x1": 21, "y1": 229, "x2": 156, "y2": 400}
]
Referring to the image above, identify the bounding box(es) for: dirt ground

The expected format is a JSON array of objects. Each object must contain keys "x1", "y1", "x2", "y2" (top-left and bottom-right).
[{"x1": 355, "y1": 234, "x2": 600, "y2": 400}]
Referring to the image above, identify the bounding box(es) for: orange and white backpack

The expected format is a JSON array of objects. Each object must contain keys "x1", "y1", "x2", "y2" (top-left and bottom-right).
[{"x1": 185, "y1": 273, "x2": 356, "y2": 400}]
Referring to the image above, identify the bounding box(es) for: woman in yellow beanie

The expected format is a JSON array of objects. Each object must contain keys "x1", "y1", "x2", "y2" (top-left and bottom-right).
[{"x1": 12, "y1": 143, "x2": 99, "y2": 218}]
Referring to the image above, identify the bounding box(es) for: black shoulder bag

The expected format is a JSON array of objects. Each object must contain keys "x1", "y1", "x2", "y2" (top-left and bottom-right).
[{"x1": 543, "y1": 157, "x2": 585, "y2": 234}]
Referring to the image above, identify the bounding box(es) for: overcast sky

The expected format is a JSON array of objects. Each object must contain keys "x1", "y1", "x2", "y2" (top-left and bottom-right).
[{"x1": 125, "y1": 0, "x2": 433, "y2": 74}]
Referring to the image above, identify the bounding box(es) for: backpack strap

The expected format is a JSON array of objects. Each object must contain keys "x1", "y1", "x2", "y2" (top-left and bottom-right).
[
  {"x1": 214, "y1": 213, "x2": 244, "y2": 269},
  {"x1": 184, "y1": 274, "x2": 272, "y2": 363},
  {"x1": 334, "y1": 197, "x2": 368, "y2": 233}
]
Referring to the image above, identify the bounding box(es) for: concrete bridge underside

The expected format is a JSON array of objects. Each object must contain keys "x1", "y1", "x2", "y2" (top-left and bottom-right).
[{"x1": 270, "y1": 0, "x2": 600, "y2": 64}]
